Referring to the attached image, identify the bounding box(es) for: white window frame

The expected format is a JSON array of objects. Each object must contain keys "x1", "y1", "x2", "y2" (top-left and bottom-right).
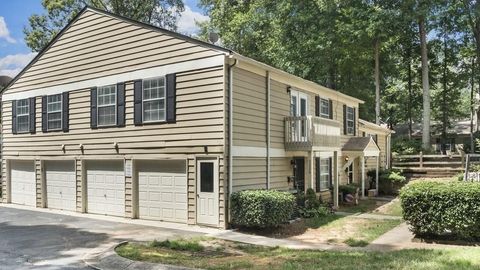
[
  {"x1": 319, "y1": 158, "x2": 331, "y2": 191},
  {"x1": 346, "y1": 106, "x2": 355, "y2": 135},
  {"x1": 46, "y1": 94, "x2": 63, "y2": 131},
  {"x1": 97, "y1": 85, "x2": 117, "y2": 127},
  {"x1": 320, "y1": 98, "x2": 330, "y2": 118},
  {"x1": 142, "y1": 76, "x2": 166, "y2": 123},
  {"x1": 16, "y1": 99, "x2": 30, "y2": 133}
]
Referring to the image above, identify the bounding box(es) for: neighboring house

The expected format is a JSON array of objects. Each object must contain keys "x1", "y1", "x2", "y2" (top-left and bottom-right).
[
  {"x1": 394, "y1": 120, "x2": 472, "y2": 154},
  {"x1": 0, "y1": 7, "x2": 392, "y2": 229}
]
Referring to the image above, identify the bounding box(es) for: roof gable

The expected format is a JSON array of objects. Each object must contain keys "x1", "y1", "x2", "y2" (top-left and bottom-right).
[{"x1": 3, "y1": 6, "x2": 228, "y2": 95}]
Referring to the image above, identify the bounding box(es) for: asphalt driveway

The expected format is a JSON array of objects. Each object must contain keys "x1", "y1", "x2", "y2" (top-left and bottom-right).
[{"x1": 0, "y1": 205, "x2": 205, "y2": 270}]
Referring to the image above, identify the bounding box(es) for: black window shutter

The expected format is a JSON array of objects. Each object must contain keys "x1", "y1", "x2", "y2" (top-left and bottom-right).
[
  {"x1": 42, "y1": 96, "x2": 47, "y2": 132},
  {"x1": 343, "y1": 105, "x2": 347, "y2": 135},
  {"x1": 117, "y1": 83, "x2": 125, "y2": 127},
  {"x1": 12, "y1": 100, "x2": 17, "y2": 135},
  {"x1": 133, "y1": 80, "x2": 143, "y2": 125},
  {"x1": 62, "y1": 92, "x2": 69, "y2": 132},
  {"x1": 315, "y1": 95, "x2": 320, "y2": 117},
  {"x1": 328, "y1": 158, "x2": 333, "y2": 189},
  {"x1": 29, "y1": 97, "x2": 36, "y2": 134},
  {"x1": 166, "y1": 73, "x2": 176, "y2": 123},
  {"x1": 90, "y1": 87, "x2": 98, "y2": 129},
  {"x1": 329, "y1": 99, "x2": 333, "y2": 119},
  {"x1": 353, "y1": 107, "x2": 357, "y2": 136},
  {"x1": 315, "y1": 157, "x2": 320, "y2": 192}
]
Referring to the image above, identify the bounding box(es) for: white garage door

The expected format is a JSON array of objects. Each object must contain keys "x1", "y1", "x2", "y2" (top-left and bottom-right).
[
  {"x1": 46, "y1": 161, "x2": 76, "y2": 211},
  {"x1": 11, "y1": 160, "x2": 36, "y2": 206},
  {"x1": 138, "y1": 160, "x2": 187, "y2": 223},
  {"x1": 86, "y1": 160, "x2": 124, "y2": 217}
]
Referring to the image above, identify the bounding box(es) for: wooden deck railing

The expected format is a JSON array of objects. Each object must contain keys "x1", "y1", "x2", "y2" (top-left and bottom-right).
[{"x1": 285, "y1": 116, "x2": 341, "y2": 151}]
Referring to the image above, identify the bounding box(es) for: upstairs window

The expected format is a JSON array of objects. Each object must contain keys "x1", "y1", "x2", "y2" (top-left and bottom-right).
[
  {"x1": 320, "y1": 98, "x2": 330, "y2": 118},
  {"x1": 47, "y1": 94, "x2": 62, "y2": 131},
  {"x1": 346, "y1": 106, "x2": 355, "y2": 135},
  {"x1": 97, "y1": 85, "x2": 117, "y2": 126},
  {"x1": 143, "y1": 77, "x2": 166, "y2": 122},
  {"x1": 16, "y1": 99, "x2": 30, "y2": 133}
]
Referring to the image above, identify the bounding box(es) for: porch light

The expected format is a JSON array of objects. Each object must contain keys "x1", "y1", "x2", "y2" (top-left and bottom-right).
[
  {"x1": 287, "y1": 86, "x2": 291, "y2": 94},
  {"x1": 345, "y1": 156, "x2": 349, "y2": 161}
]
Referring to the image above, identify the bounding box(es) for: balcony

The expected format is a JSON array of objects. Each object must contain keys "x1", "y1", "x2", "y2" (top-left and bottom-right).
[{"x1": 285, "y1": 116, "x2": 341, "y2": 151}]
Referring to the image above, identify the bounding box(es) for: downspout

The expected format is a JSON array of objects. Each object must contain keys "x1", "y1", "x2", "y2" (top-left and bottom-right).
[
  {"x1": 266, "y1": 71, "x2": 271, "y2": 189},
  {"x1": 228, "y1": 55, "x2": 237, "y2": 221}
]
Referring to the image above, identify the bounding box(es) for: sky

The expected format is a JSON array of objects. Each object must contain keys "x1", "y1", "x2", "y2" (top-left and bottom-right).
[{"x1": 0, "y1": 0, "x2": 207, "y2": 78}]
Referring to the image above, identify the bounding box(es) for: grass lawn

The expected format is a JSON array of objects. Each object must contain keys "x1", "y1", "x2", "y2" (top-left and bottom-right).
[
  {"x1": 372, "y1": 199, "x2": 403, "y2": 217},
  {"x1": 240, "y1": 214, "x2": 400, "y2": 247},
  {"x1": 298, "y1": 215, "x2": 401, "y2": 247},
  {"x1": 337, "y1": 199, "x2": 382, "y2": 213},
  {"x1": 117, "y1": 238, "x2": 480, "y2": 270}
]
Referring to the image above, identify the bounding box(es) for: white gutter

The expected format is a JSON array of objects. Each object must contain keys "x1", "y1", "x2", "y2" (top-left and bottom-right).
[
  {"x1": 266, "y1": 71, "x2": 271, "y2": 189},
  {"x1": 228, "y1": 56, "x2": 237, "y2": 199}
]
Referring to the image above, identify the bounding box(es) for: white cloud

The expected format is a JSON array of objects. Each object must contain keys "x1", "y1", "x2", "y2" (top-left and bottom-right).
[
  {"x1": 0, "y1": 17, "x2": 16, "y2": 43},
  {"x1": 0, "y1": 52, "x2": 36, "y2": 77},
  {"x1": 177, "y1": 5, "x2": 209, "y2": 35}
]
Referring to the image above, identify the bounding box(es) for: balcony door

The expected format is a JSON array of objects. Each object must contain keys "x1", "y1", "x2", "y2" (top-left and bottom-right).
[{"x1": 290, "y1": 91, "x2": 308, "y2": 141}]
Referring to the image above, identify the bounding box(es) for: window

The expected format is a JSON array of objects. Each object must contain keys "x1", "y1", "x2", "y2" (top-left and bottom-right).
[
  {"x1": 97, "y1": 85, "x2": 117, "y2": 126},
  {"x1": 47, "y1": 94, "x2": 62, "y2": 130},
  {"x1": 143, "y1": 77, "x2": 166, "y2": 122},
  {"x1": 320, "y1": 98, "x2": 330, "y2": 118},
  {"x1": 200, "y1": 162, "x2": 214, "y2": 193},
  {"x1": 346, "y1": 106, "x2": 355, "y2": 135},
  {"x1": 290, "y1": 95, "x2": 298, "y2": 116},
  {"x1": 347, "y1": 163, "x2": 354, "y2": 184},
  {"x1": 16, "y1": 99, "x2": 29, "y2": 133},
  {"x1": 316, "y1": 158, "x2": 331, "y2": 191}
]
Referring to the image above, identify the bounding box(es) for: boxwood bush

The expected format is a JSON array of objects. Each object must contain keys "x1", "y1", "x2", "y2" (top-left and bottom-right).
[
  {"x1": 231, "y1": 190, "x2": 295, "y2": 228},
  {"x1": 400, "y1": 181, "x2": 480, "y2": 240}
]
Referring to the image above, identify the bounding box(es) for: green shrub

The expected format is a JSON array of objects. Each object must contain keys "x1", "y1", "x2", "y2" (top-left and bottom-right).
[
  {"x1": 299, "y1": 205, "x2": 330, "y2": 218},
  {"x1": 371, "y1": 169, "x2": 407, "y2": 195},
  {"x1": 231, "y1": 190, "x2": 296, "y2": 228},
  {"x1": 456, "y1": 173, "x2": 464, "y2": 181},
  {"x1": 392, "y1": 136, "x2": 422, "y2": 155},
  {"x1": 339, "y1": 184, "x2": 358, "y2": 196},
  {"x1": 304, "y1": 188, "x2": 321, "y2": 209},
  {"x1": 400, "y1": 181, "x2": 480, "y2": 240}
]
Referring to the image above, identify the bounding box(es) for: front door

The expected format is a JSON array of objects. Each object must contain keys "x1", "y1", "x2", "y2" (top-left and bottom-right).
[
  {"x1": 294, "y1": 157, "x2": 305, "y2": 192},
  {"x1": 196, "y1": 159, "x2": 219, "y2": 225}
]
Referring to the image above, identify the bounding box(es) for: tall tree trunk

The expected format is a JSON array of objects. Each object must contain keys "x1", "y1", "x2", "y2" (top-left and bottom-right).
[
  {"x1": 419, "y1": 16, "x2": 431, "y2": 150},
  {"x1": 374, "y1": 38, "x2": 381, "y2": 125},
  {"x1": 407, "y1": 46, "x2": 413, "y2": 139},
  {"x1": 441, "y1": 35, "x2": 448, "y2": 154}
]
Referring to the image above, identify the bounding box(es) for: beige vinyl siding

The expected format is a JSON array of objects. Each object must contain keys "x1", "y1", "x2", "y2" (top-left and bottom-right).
[
  {"x1": 8, "y1": 10, "x2": 224, "y2": 94},
  {"x1": 270, "y1": 157, "x2": 292, "y2": 190},
  {"x1": 232, "y1": 68, "x2": 267, "y2": 147},
  {"x1": 232, "y1": 158, "x2": 267, "y2": 192},
  {"x1": 270, "y1": 80, "x2": 289, "y2": 149},
  {"x1": 2, "y1": 65, "x2": 227, "y2": 226}
]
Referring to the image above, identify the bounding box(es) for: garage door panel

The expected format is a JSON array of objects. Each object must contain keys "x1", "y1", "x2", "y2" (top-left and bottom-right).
[
  {"x1": 46, "y1": 161, "x2": 76, "y2": 212},
  {"x1": 138, "y1": 160, "x2": 187, "y2": 223},
  {"x1": 11, "y1": 161, "x2": 36, "y2": 207},
  {"x1": 87, "y1": 160, "x2": 125, "y2": 217}
]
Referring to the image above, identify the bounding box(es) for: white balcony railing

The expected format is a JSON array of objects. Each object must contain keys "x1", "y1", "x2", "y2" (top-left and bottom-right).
[{"x1": 285, "y1": 116, "x2": 341, "y2": 151}]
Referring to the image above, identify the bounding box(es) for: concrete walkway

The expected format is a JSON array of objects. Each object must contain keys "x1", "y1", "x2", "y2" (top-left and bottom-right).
[{"x1": 335, "y1": 211, "x2": 403, "y2": 220}]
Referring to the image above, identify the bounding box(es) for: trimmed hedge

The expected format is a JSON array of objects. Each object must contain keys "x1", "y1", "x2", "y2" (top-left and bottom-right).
[
  {"x1": 231, "y1": 190, "x2": 296, "y2": 228},
  {"x1": 400, "y1": 181, "x2": 480, "y2": 240}
]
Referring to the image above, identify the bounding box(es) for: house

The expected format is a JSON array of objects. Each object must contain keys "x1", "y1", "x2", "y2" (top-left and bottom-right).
[
  {"x1": 394, "y1": 120, "x2": 472, "y2": 154},
  {"x1": 0, "y1": 7, "x2": 392, "y2": 229}
]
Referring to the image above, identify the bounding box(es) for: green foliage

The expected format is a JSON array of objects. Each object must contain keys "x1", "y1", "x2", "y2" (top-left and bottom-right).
[
  {"x1": 150, "y1": 239, "x2": 204, "y2": 252},
  {"x1": 339, "y1": 184, "x2": 359, "y2": 196},
  {"x1": 231, "y1": 190, "x2": 296, "y2": 228},
  {"x1": 304, "y1": 188, "x2": 321, "y2": 209},
  {"x1": 456, "y1": 173, "x2": 464, "y2": 181},
  {"x1": 392, "y1": 137, "x2": 423, "y2": 155},
  {"x1": 24, "y1": 0, "x2": 184, "y2": 52},
  {"x1": 344, "y1": 238, "x2": 369, "y2": 247},
  {"x1": 298, "y1": 206, "x2": 331, "y2": 219},
  {"x1": 400, "y1": 181, "x2": 480, "y2": 240},
  {"x1": 372, "y1": 169, "x2": 407, "y2": 195}
]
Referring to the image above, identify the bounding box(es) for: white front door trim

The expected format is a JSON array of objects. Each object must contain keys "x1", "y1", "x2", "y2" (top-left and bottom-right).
[{"x1": 196, "y1": 158, "x2": 219, "y2": 226}]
